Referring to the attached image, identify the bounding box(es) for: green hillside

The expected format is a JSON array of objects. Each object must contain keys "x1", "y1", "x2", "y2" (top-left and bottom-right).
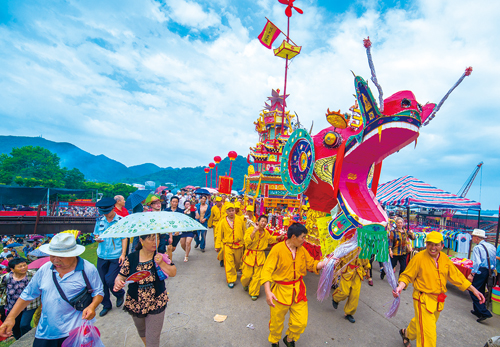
[{"x1": 126, "y1": 156, "x2": 249, "y2": 190}]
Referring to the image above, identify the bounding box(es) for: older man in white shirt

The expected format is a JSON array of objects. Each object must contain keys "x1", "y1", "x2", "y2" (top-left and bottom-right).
[
  {"x1": 468, "y1": 229, "x2": 496, "y2": 322},
  {"x1": 0, "y1": 233, "x2": 103, "y2": 347}
]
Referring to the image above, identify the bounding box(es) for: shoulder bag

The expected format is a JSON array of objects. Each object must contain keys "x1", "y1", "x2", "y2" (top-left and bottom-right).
[
  {"x1": 52, "y1": 267, "x2": 94, "y2": 311},
  {"x1": 481, "y1": 244, "x2": 497, "y2": 289}
]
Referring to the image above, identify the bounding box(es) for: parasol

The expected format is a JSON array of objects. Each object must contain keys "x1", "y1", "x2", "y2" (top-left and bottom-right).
[
  {"x1": 28, "y1": 257, "x2": 50, "y2": 269},
  {"x1": 28, "y1": 248, "x2": 49, "y2": 257},
  {"x1": 125, "y1": 189, "x2": 153, "y2": 210}
]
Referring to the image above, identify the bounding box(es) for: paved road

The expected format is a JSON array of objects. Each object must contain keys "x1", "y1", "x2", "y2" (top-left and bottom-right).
[{"x1": 14, "y1": 229, "x2": 500, "y2": 346}]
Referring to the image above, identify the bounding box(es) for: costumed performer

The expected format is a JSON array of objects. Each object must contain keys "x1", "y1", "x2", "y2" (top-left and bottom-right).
[
  {"x1": 261, "y1": 223, "x2": 326, "y2": 347},
  {"x1": 392, "y1": 231, "x2": 485, "y2": 347},
  {"x1": 245, "y1": 205, "x2": 257, "y2": 230},
  {"x1": 331, "y1": 247, "x2": 370, "y2": 323},
  {"x1": 208, "y1": 197, "x2": 224, "y2": 266},
  {"x1": 241, "y1": 215, "x2": 284, "y2": 300},
  {"x1": 215, "y1": 203, "x2": 245, "y2": 288}
]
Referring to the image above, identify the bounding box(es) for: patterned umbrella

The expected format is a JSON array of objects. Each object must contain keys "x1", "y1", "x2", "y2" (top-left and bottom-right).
[{"x1": 98, "y1": 212, "x2": 207, "y2": 238}]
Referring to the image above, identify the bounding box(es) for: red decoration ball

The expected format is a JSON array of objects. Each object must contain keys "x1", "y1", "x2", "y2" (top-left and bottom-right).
[
  {"x1": 228, "y1": 151, "x2": 238, "y2": 160},
  {"x1": 214, "y1": 156, "x2": 222, "y2": 164},
  {"x1": 209, "y1": 162, "x2": 216, "y2": 168}
]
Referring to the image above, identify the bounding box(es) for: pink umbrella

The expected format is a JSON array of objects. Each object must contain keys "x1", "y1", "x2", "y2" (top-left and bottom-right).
[{"x1": 28, "y1": 257, "x2": 51, "y2": 269}]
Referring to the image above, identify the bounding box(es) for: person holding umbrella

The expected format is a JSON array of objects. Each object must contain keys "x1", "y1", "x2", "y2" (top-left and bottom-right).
[{"x1": 114, "y1": 234, "x2": 176, "y2": 347}]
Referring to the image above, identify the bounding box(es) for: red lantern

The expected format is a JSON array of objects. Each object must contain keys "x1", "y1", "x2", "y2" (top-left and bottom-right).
[
  {"x1": 227, "y1": 151, "x2": 237, "y2": 177},
  {"x1": 213, "y1": 156, "x2": 222, "y2": 189},
  {"x1": 209, "y1": 162, "x2": 215, "y2": 168},
  {"x1": 204, "y1": 167, "x2": 210, "y2": 187}
]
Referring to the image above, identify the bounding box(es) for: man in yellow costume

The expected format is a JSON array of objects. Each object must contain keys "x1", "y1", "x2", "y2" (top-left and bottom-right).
[
  {"x1": 241, "y1": 215, "x2": 283, "y2": 301},
  {"x1": 393, "y1": 231, "x2": 485, "y2": 347},
  {"x1": 262, "y1": 223, "x2": 326, "y2": 347},
  {"x1": 331, "y1": 247, "x2": 370, "y2": 323},
  {"x1": 234, "y1": 201, "x2": 244, "y2": 218},
  {"x1": 208, "y1": 196, "x2": 224, "y2": 267},
  {"x1": 245, "y1": 205, "x2": 257, "y2": 228},
  {"x1": 215, "y1": 204, "x2": 245, "y2": 288}
]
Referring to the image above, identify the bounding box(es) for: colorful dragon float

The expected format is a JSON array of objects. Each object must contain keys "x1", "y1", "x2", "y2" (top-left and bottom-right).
[
  {"x1": 280, "y1": 38, "x2": 472, "y2": 310},
  {"x1": 254, "y1": 0, "x2": 472, "y2": 316}
]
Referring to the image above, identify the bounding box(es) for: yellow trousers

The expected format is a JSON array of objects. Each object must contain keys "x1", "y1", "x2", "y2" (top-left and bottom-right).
[
  {"x1": 269, "y1": 300, "x2": 308, "y2": 344},
  {"x1": 224, "y1": 245, "x2": 243, "y2": 283},
  {"x1": 406, "y1": 298, "x2": 441, "y2": 347},
  {"x1": 332, "y1": 274, "x2": 361, "y2": 315},
  {"x1": 240, "y1": 263, "x2": 263, "y2": 296}
]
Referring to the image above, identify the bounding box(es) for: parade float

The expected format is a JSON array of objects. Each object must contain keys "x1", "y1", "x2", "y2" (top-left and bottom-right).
[{"x1": 255, "y1": 0, "x2": 472, "y2": 315}]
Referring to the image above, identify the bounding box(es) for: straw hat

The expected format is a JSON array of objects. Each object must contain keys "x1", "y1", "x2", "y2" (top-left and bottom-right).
[
  {"x1": 39, "y1": 233, "x2": 85, "y2": 257},
  {"x1": 471, "y1": 229, "x2": 486, "y2": 238}
]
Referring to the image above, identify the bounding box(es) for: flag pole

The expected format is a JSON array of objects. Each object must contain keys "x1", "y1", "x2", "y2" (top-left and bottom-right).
[
  {"x1": 280, "y1": 16, "x2": 290, "y2": 135},
  {"x1": 265, "y1": 17, "x2": 298, "y2": 46}
]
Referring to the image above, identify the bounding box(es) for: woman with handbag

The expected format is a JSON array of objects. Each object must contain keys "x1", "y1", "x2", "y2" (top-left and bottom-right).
[{"x1": 114, "y1": 234, "x2": 176, "y2": 347}]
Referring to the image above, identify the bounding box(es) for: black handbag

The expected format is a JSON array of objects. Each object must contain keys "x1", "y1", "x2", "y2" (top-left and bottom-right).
[
  {"x1": 52, "y1": 268, "x2": 94, "y2": 311},
  {"x1": 481, "y1": 244, "x2": 497, "y2": 289}
]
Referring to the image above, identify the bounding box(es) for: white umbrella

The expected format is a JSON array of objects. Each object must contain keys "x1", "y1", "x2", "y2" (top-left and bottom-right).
[{"x1": 98, "y1": 212, "x2": 206, "y2": 239}]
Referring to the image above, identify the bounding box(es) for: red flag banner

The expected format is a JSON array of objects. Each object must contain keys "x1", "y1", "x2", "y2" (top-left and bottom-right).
[{"x1": 258, "y1": 20, "x2": 281, "y2": 49}]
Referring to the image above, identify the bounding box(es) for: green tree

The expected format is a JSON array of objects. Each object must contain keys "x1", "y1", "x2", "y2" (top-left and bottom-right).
[
  {"x1": 0, "y1": 146, "x2": 65, "y2": 186},
  {"x1": 63, "y1": 168, "x2": 86, "y2": 188}
]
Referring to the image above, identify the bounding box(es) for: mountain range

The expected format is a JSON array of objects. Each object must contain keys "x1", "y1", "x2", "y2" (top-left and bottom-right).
[{"x1": 0, "y1": 136, "x2": 248, "y2": 188}]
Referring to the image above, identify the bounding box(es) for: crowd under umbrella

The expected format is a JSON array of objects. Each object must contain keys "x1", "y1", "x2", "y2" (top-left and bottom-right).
[
  {"x1": 194, "y1": 188, "x2": 211, "y2": 196},
  {"x1": 98, "y1": 212, "x2": 207, "y2": 251},
  {"x1": 125, "y1": 189, "x2": 153, "y2": 210}
]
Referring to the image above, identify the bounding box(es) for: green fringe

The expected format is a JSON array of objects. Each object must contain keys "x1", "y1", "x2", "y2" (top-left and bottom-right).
[{"x1": 358, "y1": 227, "x2": 389, "y2": 263}]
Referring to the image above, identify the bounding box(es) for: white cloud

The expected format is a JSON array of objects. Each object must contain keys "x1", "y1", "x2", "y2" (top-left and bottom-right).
[{"x1": 164, "y1": 0, "x2": 221, "y2": 29}]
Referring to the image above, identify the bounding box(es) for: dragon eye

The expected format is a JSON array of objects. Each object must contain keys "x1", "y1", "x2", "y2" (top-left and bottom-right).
[
  {"x1": 417, "y1": 103, "x2": 423, "y2": 112},
  {"x1": 323, "y1": 131, "x2": 342, "y2": 148},
  {"x1": 401, "y1": 98, "x2": 411, "y2": 108}
]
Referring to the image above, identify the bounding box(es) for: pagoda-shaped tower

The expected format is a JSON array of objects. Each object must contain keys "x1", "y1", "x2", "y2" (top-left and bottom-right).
[
  {"x1": 248, "y1": 89, "x2": 295, "y2": 173},
  {"x1": 244, "y1": 89, "x2": 300, "y2": 213}
]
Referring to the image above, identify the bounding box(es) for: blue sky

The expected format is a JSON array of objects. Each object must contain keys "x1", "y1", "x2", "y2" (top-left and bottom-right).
[{"x1": 0, "y1": 0, "x2": 498, "y2": 209}]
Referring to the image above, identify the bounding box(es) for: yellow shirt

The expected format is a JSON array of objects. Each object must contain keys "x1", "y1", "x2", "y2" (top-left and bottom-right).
[
  {"x1": 220, "y1": 201, "x2": 230, "y2": 216},
  {"x1": 215, "y1": 216, "x2": 245, "y2": 249},
  {"x1": 338, "y1": 248, "x2": 371, "y2": 281},
  {"x1": 261, "y1": 242, "x2": 319, "y2": 305},
  {"x1": 208, "y1": 205, "x2": 222, "y2": 228},
  {"x1": 399, "y1": 250, "x2": 471, "y2": 312},
  {"x1": 242, "y1": 227, "x2": 278, "y2": 267}
]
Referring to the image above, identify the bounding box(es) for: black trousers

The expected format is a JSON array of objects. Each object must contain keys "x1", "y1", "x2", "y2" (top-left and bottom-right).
[
  {"x1": 470, "y1": 267, "x2": 492, "y2": 317},
  {"x1": 391, "y1": 254, "x2": 407, "y2": 277},
  {"x1": 33, "y1": 337, "x2": 67, "y2": 347}
]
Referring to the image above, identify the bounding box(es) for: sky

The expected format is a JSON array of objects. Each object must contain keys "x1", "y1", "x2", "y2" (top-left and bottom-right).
[{"x1": 0, "y1": 0, "x2": 498, "y2": 209}]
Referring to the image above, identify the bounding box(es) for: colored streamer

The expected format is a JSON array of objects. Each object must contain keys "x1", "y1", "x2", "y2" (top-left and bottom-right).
[{"x1": 382, "y1": 260, "x2": 400, "y2": 318}]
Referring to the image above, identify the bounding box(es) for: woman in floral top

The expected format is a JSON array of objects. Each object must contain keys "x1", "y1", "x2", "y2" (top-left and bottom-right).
[{"x1": 114, "y1": 234, "x2": 176, "y2": 347}]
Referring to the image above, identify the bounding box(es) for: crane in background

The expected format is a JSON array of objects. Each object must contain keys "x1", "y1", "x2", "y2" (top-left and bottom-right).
[{"x1": 457, "y1": 162, "x2": 483, "y2": 198}]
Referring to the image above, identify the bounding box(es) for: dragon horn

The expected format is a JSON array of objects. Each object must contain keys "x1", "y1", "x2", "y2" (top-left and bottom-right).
[
  {"x1": 422, "y1": 67, "x2": 473, "y2": 126},
  {"x1": 363, "y1": 37, "x2": 384, "y2": 113}
]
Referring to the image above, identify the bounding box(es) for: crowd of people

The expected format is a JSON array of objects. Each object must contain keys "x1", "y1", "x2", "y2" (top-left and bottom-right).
[
  {"x1": 0, "y1": 189, "x2": 497, "y2": 347},
  {"x1": 55, "y1": 206, "x2": 98, "y2": 217}
]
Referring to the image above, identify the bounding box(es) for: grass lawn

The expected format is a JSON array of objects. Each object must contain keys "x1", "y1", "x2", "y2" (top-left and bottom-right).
[
  {"x1": 80, "y1": 242, "x2": 98, "y2": 266},
  {"x1": 0, "y1": 243, "x2": 98, "y2": 266}
]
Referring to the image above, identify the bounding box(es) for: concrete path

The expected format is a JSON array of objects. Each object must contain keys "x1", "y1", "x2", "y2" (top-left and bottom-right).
[{"x1": 14, "y1": 229, "x2": 500, "y2": 346}]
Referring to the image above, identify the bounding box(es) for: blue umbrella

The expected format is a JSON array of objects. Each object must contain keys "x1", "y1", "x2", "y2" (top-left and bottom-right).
[
  {"x1": 125, "y1": 189, "x2": 152, "y2": 210},
  {"x1": 28, "y1": 248, "x2": 49, "y2": 257},
  {"x1": 5, "y1": 243, "x2": 22, "y2": 248},
  {"x1": 194, "y1": 188, "x2": 211, "y2": 195}
]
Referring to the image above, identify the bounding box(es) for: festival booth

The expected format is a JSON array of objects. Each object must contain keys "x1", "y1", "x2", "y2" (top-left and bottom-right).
[{"x1": 377, "y1": 175, "x2": 481, "y2": 276}]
